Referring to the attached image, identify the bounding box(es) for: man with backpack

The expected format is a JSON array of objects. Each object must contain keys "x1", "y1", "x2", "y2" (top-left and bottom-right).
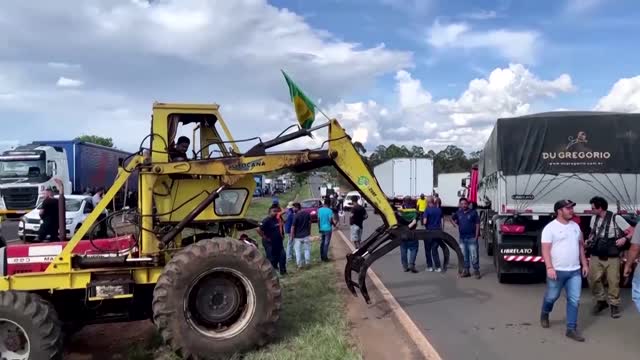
[{"x1": 587, "y1": 196, "x2": 633, "y2": 318}]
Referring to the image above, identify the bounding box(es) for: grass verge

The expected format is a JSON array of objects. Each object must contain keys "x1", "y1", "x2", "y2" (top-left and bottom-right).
[{"x1": 129, "y1": 178, "x2": 361, "y2": 360}]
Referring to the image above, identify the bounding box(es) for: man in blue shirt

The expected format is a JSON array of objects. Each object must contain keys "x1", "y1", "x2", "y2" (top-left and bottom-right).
[
  {"x1": 258, "y1": 205, "x2": 287, "y2": 275},
  {"x1": 451, "y1": 197, "x2": 481, "y2": 278},
  {"x1": 422, "y1": 197, "x2": 444, "y2": 272},
  {"x1": 317, "y1": 198, "x2": 336, "y2": 262},
  {"x1": 283, "y1": 201, "x2": 296, "y2": 263}
]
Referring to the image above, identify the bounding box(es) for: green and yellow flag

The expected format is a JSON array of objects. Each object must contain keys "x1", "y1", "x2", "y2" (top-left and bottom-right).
[{"x1": 282, "y1": 70, "x2": 317, "y2": 129}]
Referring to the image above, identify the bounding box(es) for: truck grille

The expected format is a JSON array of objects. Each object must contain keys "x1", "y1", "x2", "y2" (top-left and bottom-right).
[{"x1": 1, "y1": 187, "x2": 39, "y2": 210}]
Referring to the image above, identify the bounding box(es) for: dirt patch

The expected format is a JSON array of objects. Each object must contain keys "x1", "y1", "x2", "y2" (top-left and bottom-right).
[
  {"x1": 64, "y1": 321, "x2": 156, "y2": 360},
  {"x1": 331, "y1": 232, "x2": 423, "y2": 360}
]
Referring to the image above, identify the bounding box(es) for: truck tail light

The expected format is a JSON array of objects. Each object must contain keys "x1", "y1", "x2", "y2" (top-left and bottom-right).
[{"x1": 500, "y1": 224, "x2": 525, "y2": 234}]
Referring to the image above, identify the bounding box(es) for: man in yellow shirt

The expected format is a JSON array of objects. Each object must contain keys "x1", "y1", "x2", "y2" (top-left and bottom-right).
[{"x1": 416, "y1": 194, "x2": 427, "y2": 223}]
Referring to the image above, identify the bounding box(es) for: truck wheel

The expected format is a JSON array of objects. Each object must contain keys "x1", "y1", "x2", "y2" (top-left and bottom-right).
[
  {"x1": 0, "y1": 291, "x2": 63, "y2": 360},
  {"x1": 484, "y1": 232, "x2": 494, "y2": 257},
  {"x1": 494, "y1": 249, "x2": 508, "y2": 284},
  {"x1": 152, "y1": 238, "x2": 282, "y2": 359}
]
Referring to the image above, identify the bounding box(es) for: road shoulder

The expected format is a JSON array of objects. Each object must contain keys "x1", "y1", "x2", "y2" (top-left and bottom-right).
[{"x1": 331, "y1": 230, "x2": 424, "y2": 360}]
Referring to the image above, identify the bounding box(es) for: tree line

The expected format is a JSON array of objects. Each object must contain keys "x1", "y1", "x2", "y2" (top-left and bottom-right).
[{"x1": 350, "y1": 142, "x2": 481, "y2": 185}]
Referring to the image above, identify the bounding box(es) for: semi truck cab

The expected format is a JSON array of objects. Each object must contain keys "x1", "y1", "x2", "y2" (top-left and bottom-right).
[{"x1": 0, "y1": 144, "x2": 71, "y2": 217}]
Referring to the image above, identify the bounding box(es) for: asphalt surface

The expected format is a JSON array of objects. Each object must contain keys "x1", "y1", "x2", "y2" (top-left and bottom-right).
[{"x1": 308, "y1": 176, "x2": 640, "y2": 360}]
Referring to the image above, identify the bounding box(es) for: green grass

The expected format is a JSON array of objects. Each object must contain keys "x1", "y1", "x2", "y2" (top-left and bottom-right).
[{"x1": 128, "y1": 179, "x2": 360, "y2": 359}]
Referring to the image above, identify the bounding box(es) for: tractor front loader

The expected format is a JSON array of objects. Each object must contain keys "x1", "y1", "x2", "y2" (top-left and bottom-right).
[{"x1": 0, "y1": 102, "x2": 464, "y2": 359}]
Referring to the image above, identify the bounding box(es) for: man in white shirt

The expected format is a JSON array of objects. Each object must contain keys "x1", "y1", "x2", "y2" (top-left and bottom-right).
[
  {"x1": 586, "y1": 196, "x2": 632, "y2": 318},
  {"x1": 540, "y1": 200, "x2": 589, "y2": 342}
]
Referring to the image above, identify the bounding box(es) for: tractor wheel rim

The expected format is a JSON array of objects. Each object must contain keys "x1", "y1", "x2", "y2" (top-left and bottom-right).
[
  {"x1": 184, "y1": 267, "x2": 257, "y2": 340},
  {"x1": 0, "y1": 318, "x2": 30, "y2": 360}
]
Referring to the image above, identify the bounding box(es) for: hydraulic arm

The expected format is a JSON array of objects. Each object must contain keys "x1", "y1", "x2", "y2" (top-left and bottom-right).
[{"x1": 154, "y1": 118, "x2": 465, "y2": 303}]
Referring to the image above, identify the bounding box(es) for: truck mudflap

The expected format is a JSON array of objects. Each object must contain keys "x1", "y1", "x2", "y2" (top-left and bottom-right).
[
  {"x1": 344, "y1": 225, "x2": 465, "y2": 303},
  {"x1": 502, "y1": 255, "x2": 544, "y2": 263}
]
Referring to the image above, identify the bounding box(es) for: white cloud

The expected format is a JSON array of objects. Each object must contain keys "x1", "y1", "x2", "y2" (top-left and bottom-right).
[
  {"x1": 56, "y1": 76, "x2": 84, "y2": 87},
  {"x1": 325, "y1": 64, "x2": 575, "y2": 152},
  {"x1": 566, "y1": 0, "x2": 604, "y2": 13},
  {"x1": 461, "y1": 10, "x2": 498, "y2": 20},
  {"x1": 426, "y1": 20, "x2": 540, "y2": 63},
  {"x1": 594, "y1": 75, "x2": 640, "y2": 112},
  {"x1": 0, "y1": 0, "x2": 412, "y2": 151}
]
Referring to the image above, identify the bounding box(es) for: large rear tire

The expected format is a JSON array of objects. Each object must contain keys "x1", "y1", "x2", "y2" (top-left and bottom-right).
[
  {"x1": 152, "y1": 238, "x2": 282, "y2": 360},
  {"x1": 0, "y1": 291, "x2": 63, "y2": 360}
]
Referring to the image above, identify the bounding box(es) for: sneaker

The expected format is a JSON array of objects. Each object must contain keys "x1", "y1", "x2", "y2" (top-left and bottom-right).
[
  {"x1": 611, "y1": 305, "x2": 621, "y2": 319},
  {"x1": 474, "y1": 270, "x2": 482, "y2": 279},
  {"x1": 426, "y1": 267, "x2": 434, "y2": 272},
  {"x1": 540, "y1": 313, "x2": 550, "y2": 328},
  {"x1": 461, "y1": 270, "x2": 471, "y2": 278},
  {"x1": 404, "y1": 268, "x2": 410, "y2": 272},
  {"x1": 592, "y1": 301, "x2": 608, "y2": 315},
  {"x1": 410, "y1": 267, "x2": 419, "y2": 273},
  {"x1": 435, "y1": 268, "x2": 443, "y2": 273},
  {"x1": 565, "y1": 329, "x2": 585, "y2": 342}
]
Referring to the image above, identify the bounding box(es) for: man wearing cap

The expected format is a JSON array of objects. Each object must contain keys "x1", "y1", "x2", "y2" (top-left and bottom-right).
[
  {"x1": 284, "y1": 201, "x2": 296, "y2": 263},
  {"x1": 540, "y1": 199, "x2": 589, "y2": 342}
]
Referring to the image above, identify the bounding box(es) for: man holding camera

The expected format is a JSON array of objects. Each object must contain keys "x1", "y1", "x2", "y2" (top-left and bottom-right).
[{"x1": 587, "y1": 196, "x2": 632, "y2": 319}]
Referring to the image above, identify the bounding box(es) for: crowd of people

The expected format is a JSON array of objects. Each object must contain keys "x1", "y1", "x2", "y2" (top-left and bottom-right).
[
  {"x1": 393, "y1": 193, "x2": 482, "y2": 279},
  {"x1": 256, "y1": 188, "x2": 640, "y2": 343},
  {"x1": 540, "y1": 196, "x2": 640, "y2": 342},
  {"x1": 257, "y1": 197, "x2": 340, "y2": 276}
]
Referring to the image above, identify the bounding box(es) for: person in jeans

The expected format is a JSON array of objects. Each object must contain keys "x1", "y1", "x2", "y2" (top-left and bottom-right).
[
  {"x1": 586, "y1": 196, "x2": 632, "y2": 318},
  {"x1": 451, "y1": 197, "x2": 480, "y2": 278},
  {"x1": 291, "y1": 202, "x2": 312, "y2": 269},
  {"x1": 540, "y1": 200, "x2": 589, "y2": 342},
  {"x1": 283, "y1": 201, "x2": 296, "y2": 262},
  {"x1": 422, "y1": 196, "x2": 443, "y2": 272},
  {"x1": 350, "y1": 196, "x2": 367, "y2": 248},
  {"x1": 623, "y1": 227, "x2": 640, "y2": 313},
  {"x1": 399, "y1": 197, "x2": 419, "y2": 273},
  {"x1": 317, "y1": 198, "x2": 336, "y2": 262},
  {"x1": 257, "y1": 204, "x2": 287, "y2": 275}
]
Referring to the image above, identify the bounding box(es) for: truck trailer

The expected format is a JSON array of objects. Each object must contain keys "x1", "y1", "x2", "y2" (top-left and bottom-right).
[
  {"x1": 0, "y1": 140, "x2": 137, "y2": 216},
  {"x1": 466, "y1": 111, "x2": 640, "y2": 282},
  {"x1": 374, "y1": 158, "x2": 434, "y2": 207},
  {"x1": 435, "y1": 172, "x2": 468, "y2": 213}
]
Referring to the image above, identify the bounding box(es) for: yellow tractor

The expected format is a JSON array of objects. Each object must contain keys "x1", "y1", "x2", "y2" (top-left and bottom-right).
[{"x1": 0, "y1": 102, "x2": 463, "y2": 359}]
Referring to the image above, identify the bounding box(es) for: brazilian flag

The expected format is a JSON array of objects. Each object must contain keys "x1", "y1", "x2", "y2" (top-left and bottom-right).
[{"x1": 282, "y1": 70, "x2": 317, "y2": 129}]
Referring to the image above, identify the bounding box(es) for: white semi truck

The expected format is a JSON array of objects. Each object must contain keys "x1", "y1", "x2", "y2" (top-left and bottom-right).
[
  {"x1": 468, "y1": 111, "x2": 640, "y2": 283},
  {"x1": 374, "y1": 158, "x2": 434, "y2": 207},
  {"x1": 435, "y1": 172, "x2": 468, "y2": 213},
  {"x1": 0, "y1": 141, "x2": 135, "y2": 218}
]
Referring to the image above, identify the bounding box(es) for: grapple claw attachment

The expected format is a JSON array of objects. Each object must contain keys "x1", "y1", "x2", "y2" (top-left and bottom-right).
[{"x1": 343, "y1": 225, "x2": 465, "y2": 304}]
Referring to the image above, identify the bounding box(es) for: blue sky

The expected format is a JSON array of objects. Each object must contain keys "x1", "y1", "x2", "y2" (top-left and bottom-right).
[
  {"x1": 273, "y1": 0, "x2": 639, "y2": 105},
  {"x1": 1, "y1": 0, "x2": 639, "y2": 153}
]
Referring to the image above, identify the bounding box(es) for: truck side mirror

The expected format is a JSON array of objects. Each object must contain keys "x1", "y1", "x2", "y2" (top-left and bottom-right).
[
  {"x1": 461, "y1": 178, "x2": 467, "y2": 187},
  {"x1": 46, "y1": 161, "x2": 57, "y2": 177}
]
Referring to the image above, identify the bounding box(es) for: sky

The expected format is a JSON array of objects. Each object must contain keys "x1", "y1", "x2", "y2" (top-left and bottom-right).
[{"x1": 1, "y1": 0, "x2": 640, "y2": 154}]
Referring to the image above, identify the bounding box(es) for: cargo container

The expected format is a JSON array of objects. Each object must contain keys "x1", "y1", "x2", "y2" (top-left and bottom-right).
[
  {"x1": 0, "y1": 140, "x2": 136, "y2": 216},
  {"x1": 462, "y1": 111, "x2": 640, "y2": 283},
  {"x1": 374, "y1": 158, "x2": 434, "y2": 207}
]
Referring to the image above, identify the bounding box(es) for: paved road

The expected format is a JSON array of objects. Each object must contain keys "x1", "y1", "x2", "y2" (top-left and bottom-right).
[
  {"x1": 345, "y1": 213, "x2": 639, "y2": 360},
  {"x1": 310, "y1": 177, "x2": 640, "y2": 360}
]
